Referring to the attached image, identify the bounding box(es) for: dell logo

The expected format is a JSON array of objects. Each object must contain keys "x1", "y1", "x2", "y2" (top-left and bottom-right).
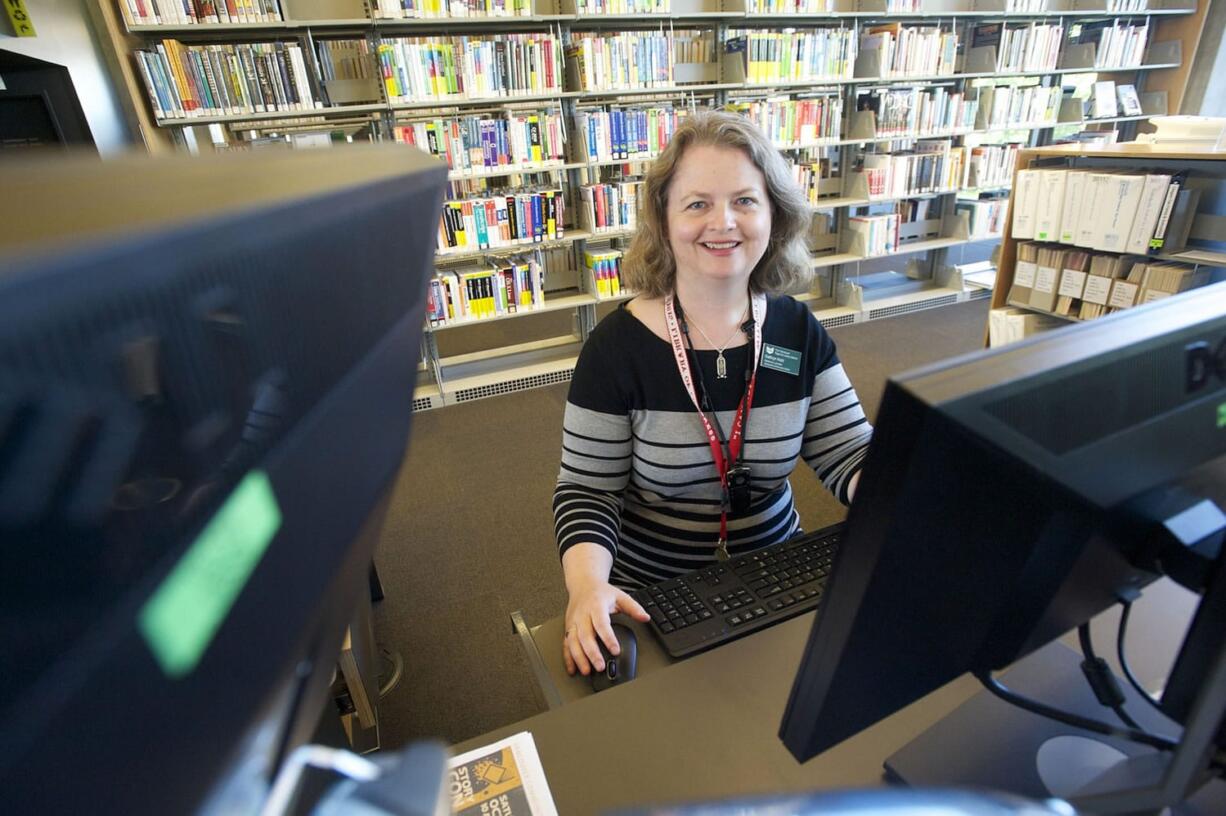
[{"x1": 1186, "y1": 339, "x2": 1226, "y2": 392}]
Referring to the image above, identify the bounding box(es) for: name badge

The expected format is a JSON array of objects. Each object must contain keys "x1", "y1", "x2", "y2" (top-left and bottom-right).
[{"x1": 761, "y1": 343, "x2": 801, "y2": 376}]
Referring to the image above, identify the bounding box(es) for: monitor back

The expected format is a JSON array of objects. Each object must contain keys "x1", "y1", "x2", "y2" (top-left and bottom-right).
[{"x1": 0, "y1": 147, "x2": 446, "y2": 812}]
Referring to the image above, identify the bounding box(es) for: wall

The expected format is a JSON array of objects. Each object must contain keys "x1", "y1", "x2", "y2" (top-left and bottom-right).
[
  {"x1": 1, "y1": 0, "x2": 133, "y2": 153},
  {"x1": 1182, "y1": 0, "x2": 1226, "y2": 116}
]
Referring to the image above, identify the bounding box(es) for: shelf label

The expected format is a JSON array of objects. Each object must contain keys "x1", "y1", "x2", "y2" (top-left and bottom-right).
[
  {"x1": 1014, "y1": 260, "x2": 1037, "y2": 288},
  {"x1": 1035, "y1": 266, "x2": 1058, "y2": 293},
  {"x1": 1108, "y1": 280, "x2": 1140, "y2": 309},
  {"x1": 1058, "y1": 269, "x2": 1087, "y2": 299},
  {"x1": 1082, "y1": 275, "x2": 1113, "y2": 305},
  {"x1": 4, "y1": 0, "x2": 35, "y2": 36}
]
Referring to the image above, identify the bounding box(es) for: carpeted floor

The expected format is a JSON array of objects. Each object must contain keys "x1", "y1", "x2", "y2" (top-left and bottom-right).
[{"x1": 371, "y1": 298, "x2": 990, "y2": 750}]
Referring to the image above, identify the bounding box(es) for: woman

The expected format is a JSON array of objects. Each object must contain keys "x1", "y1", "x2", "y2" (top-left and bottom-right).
[{"x1": 554, "y1": 110, "x2": 873, "y2": 677}]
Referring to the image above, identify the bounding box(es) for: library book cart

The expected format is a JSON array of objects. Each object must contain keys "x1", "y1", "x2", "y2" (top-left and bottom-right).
[
  {"x1": 989, "y1": 141, "x2": 1226, "y2": 348},
  {"x1": 87, "y1": 0, "x2": 1213, "y2": 410}
]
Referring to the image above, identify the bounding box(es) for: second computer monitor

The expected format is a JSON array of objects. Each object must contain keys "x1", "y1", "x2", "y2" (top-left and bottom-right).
[{"x1": 779, "y1": 283, "x2": 1226, "y2": 763}]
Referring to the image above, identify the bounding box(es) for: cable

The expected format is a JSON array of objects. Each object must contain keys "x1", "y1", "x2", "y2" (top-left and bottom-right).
[
  {"x1": 1078, "y1": 623, "x2": 1142, "y2": 729},
  {"x1": 973, "y1": 669, "x2": 1179, "y2": 753},
  {"x1": 1116, "y1": 601, "x2": 1167, "y2": 715},
  {"x1": 378, "y1": 647, "x2": 404, "y2": 699}
]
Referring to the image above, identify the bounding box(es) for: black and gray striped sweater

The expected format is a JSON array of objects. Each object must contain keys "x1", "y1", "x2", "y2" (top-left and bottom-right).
[{"x1": 553, "y1": 294, "x2": 873, "y2": 590}]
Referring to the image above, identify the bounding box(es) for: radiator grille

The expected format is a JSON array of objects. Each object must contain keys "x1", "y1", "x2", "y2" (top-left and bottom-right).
[{"x1": 453, "y1": 368, "x2": 573, "y2": 403}]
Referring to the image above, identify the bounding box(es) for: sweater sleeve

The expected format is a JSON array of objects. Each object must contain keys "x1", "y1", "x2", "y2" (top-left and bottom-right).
[
  {"x1": 799, "y1": 318, "x2": 873, "y2": 505},
  {"x1": 553, "y1": 320, "x2": 633, "y2": 560}
]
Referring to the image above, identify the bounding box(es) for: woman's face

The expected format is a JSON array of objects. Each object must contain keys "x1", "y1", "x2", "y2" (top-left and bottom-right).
[{"x1": 665, "y1": 144, "x2": 773, "y2": 291}]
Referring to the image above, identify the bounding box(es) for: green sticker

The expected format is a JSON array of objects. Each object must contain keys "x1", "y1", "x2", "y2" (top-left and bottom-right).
[
  {"x1": 139, "y1": 470, "x2": 281, "y2": 678},
  {"x1": 761, "y1": 343, "x2": 802, "y2": 376},
  {"x1": 1218, "y1": 403, "x2": 1226, "y2": 429}
]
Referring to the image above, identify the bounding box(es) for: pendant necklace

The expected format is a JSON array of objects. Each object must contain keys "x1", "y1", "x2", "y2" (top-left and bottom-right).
[{"x1": 687, "y1": 304, "x2": 749, "y2": 379}]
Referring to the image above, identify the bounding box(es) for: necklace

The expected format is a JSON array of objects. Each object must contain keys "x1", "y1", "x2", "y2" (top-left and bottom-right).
[{"x1": 687, "y1": 304, "x2": 748, "y2": 379}]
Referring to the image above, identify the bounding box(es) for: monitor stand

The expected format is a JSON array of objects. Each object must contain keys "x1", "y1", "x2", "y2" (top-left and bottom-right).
[{"x1": 885, "y1": 641, "x2": 1226, "y2": 814}]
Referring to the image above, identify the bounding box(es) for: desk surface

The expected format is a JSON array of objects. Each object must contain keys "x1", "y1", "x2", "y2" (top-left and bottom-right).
[{"x1": 453, "y1": 580, "x2": 1203, "y2": 815}]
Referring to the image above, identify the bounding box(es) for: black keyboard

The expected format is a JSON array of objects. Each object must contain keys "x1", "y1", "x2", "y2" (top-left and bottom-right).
[{"x1": 632, "y1": 523, "x2": 842, "y2": 658}]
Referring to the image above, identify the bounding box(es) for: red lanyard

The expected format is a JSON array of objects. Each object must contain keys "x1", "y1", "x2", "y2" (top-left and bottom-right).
[{"x1": 664, "y1": 292, "x2": 766, "y2": 554}]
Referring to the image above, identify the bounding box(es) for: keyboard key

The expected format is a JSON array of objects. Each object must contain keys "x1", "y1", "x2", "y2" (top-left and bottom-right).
[
  {"x1": 699, "y1": 610, "x2": 712, "y2": 620},
  {"x1": 660, "y1": 622, "x2": 675, "y2": 633},
  {"x1": 728, "y1": 615, "x2": 742, "y2": 626},
  {"x1": 685, "y1": 613, "x2": 700, "y2": 625},
  {"x1": 753, "y1": 606, "x2": 767, "y2": 617},
  {"x1": 769, "y1": 599, "x2": 784, "y2": 610}
]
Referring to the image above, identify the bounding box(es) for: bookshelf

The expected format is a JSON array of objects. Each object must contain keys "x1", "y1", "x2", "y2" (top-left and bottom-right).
[
  {"x1": 91, "y1": 0, "x2": 1212, "y2": 409},
  {"x1": 988, "y1": 141, "x2": 1226, "y2": 345}
]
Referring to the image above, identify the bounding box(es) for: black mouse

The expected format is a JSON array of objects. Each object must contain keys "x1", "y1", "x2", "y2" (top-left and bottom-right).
[{"x1": 590, "y1": 623, "x2": 637, "y2": 692}]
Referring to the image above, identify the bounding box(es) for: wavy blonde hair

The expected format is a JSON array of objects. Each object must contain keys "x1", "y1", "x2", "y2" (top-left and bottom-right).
[{"x1": 622, "y1": 109, "x2": 814, "y2": 299}]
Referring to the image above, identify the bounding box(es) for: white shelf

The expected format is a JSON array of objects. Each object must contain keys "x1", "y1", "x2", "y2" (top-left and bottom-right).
[
  {"x1": 812, "y1": 252, "x2": 862, "y2": 270},
  {"x1": 436, "y1": 230, "x2": 591, "y2": 261},
  {"x1": 1154, "y1": 248, "x2": 1226, "y2": 266},
  {"x1": 127, "y1": 7, "x2": 1195, "y2": 34},
  {"x1": 446, "y1": 161, "x2": 583, "y2": 181},
  {"x1": 426, "y1": 293, "x2": 596, "y2": 333}
]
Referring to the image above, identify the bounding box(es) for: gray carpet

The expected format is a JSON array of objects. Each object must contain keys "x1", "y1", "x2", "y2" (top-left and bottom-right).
[{"x1": 371, "y1": 299, "x2": 990, "y2": 749}]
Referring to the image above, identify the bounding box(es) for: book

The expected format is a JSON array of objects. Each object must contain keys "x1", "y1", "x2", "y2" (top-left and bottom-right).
[
  {"x1": 1010, "y1": 168, "x2": 1040, "y2": 240},
  {"x1": 1007, "y1": 240, "x2": 1039, "y2": 307},
  {"x1": 1092, "y1": 80, "x2": 1118, "y2": 119},
  {"x1": 449, "y1": 731, "x2": 558, "y2": 816},
  {"x1": 1116, "y1": 84, "x2": 1143, "y2": 116}
]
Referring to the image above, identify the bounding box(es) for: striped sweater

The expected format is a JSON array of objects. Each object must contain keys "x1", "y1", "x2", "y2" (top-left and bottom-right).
[{"x1": 554, "y1": 295, "x2": 873, "y2": 590}]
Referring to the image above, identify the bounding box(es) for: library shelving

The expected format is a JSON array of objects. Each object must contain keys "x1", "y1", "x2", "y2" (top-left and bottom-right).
[
  {"x1": 90, "y1": 0, "x2": 1211, "y2": 409},
  {"x1": 988, "y1": 141, "x2": 1226, "y2": 346}
]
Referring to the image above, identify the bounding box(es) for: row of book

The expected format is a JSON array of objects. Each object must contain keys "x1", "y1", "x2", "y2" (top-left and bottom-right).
[
  {"x1": 573, "y1": 106, "x2": 688, "y2": 163},
  {"x1": 583, "y1": 250, "x2": 627, "y2": 299},
  {"x1": 578, "y1": 181, "x2": 642, "y2": 233},
  {"x1": 119, "y1": 0, "x2": 282, "y2": 26},
  {"x1": 372, "y1": 0, "x2": 533, "y2": 17},
  {"x1": 1008, "y1": 243, "x2": 1208, "y2": 320},
  {"x1": 858, "y1": 86, "x2": 979, "y2": 138},
  {"x1": 954, "y1": 196, "x2": 1007, "y2": 239},
  {"x1": 1012, "y1": 168, "x2": 1198, "y2": 256},
  {"x1": 316, "y1": 40, "x2": 377, "y2": 83},
  {"x1": 746, "y1": 0, "x2": 834, "y2": 11},
  {"x1": 728, "y1": 95, "x2": 843, "y2": 148},
  {"x1": 975, "y1": 83, "x2": 1061, "y2": 130},
  {"x1": 789, "y1": 152, "x2": 839, "y2": 206},
  {"x1": 856, "y1": 141, "x2": 966, "y2": 199},
  {"x1": 575, "y1": 0, "x2": 672, "y2": 11},
  {"x1": 136, "y1": 40, "x2": 319, "y2": 120},
  {"x1": 393, "y1": 110, "x2": 566, "y2": 174},
  {"x1": 1077, "y1": 20, "x2": 1150, "y2": 69},
  {"x1": 427, "y1": 251, "x2": 547, "y2": 326},
  {"x1": 845, "y1": 212, "x2": 900, "y2": 257},
  {"x1": 859, "y1": 23, "x2": 959, "y2": 78},
  {"x1": 965, "y1": 143, "x2": 1019, "y2": 189},
  {"x1": 437, "y1": 190, "x2": 564, "y2": 253},
  {"x1": 988, "y1": 307, "x2": 1065, "y2": 347},
  {"x1": 566, "y1": 31, "x2": 691, "y2": 92},
  {"x1": 971, "y1": 21, "x2": 1064, "y2": 73},
  {"x1": 377, "y1": 34, "x2": 562, "y2": 103},
  {"x1": 724, "y1": 28, "x2": 857, "y2": 84}
]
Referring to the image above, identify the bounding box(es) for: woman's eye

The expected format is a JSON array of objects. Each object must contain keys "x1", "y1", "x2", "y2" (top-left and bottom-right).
[
  {"x1": 686, "y1": 201, "x2": 706, "y2": 210},
  {"x1": 737, "y1": 197, "x2": 758, "y2": 206}
]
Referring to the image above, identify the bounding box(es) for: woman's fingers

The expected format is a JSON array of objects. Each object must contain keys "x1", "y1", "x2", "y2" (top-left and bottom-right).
[{"x1": 615, "y1": 589, "x2": 651, "y2": 623}]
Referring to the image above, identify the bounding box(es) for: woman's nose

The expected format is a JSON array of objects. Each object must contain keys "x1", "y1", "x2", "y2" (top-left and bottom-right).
[{"x1": 708, "y1": 203, "x2": 736, "y2": 230}]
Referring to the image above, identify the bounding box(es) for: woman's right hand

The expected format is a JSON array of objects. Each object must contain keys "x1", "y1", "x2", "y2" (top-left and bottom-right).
[{"x1": 562, "y1": 577, "x2": 650, "y2": 677}]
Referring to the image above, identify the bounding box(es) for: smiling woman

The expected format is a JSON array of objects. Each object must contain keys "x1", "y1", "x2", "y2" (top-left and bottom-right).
[{"x1": 551, "y1": 111, "x2": 875, "y2": 680}]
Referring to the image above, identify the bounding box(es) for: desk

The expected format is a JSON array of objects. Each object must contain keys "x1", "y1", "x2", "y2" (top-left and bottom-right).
[{"x1": 456, "y1": 580, "x2": 1209, "y2": 815}]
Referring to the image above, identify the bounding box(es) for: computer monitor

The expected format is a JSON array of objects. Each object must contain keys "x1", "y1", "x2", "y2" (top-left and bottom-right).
[
  {"x1": 0, "y1": 146, "x2": 446, "y2": 812},
  {"x1": 780, "y1": 283, "x2": 1226, "y2": 807}
]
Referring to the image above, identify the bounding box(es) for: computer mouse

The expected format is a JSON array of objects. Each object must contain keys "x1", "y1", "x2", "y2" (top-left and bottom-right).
[{"x1": 590, "y1": 623, "x2": 637, "y2": 692}]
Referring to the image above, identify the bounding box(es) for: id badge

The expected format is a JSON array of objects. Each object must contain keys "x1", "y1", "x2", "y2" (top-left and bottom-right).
[{"x1": 727, "y1": 464, "x2": 752, "y2": 515}]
